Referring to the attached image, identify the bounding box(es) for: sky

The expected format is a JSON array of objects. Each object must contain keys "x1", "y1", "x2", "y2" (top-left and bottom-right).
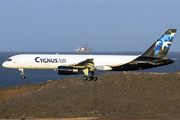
[{"x1": 0, "y1": 0, "x2": 180, "y2": 52}]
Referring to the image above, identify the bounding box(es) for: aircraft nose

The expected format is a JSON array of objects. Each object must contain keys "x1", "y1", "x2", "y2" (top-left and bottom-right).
[{"x1": 2, "y1": 61, "x2": 8, "y2": 68}]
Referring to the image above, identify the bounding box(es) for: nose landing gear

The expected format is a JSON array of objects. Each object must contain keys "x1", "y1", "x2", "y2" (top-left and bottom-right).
[{"x1": 19, "y1": 69, "x2": 25, "y2": 79}]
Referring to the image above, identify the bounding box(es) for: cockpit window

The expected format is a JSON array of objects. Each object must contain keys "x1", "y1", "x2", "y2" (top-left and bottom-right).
[{"x1": 7, "y1": 59, "x2": 12, "y2": 61}]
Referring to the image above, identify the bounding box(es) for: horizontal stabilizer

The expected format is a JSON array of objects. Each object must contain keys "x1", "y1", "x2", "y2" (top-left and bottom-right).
[{"x1": 149, "y1": 58, "x2": 174, "y2": 65}]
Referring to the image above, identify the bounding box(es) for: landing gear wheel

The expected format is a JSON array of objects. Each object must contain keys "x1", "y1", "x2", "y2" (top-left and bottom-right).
[
  {"x1": 83, "y1": 76, "x2": 88, "y2": 81},
  {"x1": 22, "y1": 76, "x2": 25, "y2": 79},
  {"x1": 93, "y1": 77, "x2": 97, "y2": 81},
  {"x1": 88, "y1": 76, "x2": 93, "y2": 81}
]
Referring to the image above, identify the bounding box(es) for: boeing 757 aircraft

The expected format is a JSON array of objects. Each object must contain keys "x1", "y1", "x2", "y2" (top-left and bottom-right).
[{"x1": 2, "y1": 29, "x2": 177, "y2": 81}]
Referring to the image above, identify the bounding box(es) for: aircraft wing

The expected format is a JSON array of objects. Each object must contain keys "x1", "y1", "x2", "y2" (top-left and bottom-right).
[
  {"x1": 71, "y1": 58, "x2": 112, "y2": 71},
  {"x1": 62, "y1": 58, "x2": 112, "y2": 76},
  {"x1": 71, "y1": 58, "x2": 94, "y2": 69}
]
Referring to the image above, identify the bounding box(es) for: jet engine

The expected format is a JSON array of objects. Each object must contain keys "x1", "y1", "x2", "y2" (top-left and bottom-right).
[{"x1": 57, "y1": 66, "x2": 83, "y2": 75}]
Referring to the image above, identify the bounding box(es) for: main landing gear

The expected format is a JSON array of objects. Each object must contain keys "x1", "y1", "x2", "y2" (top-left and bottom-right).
[
  {"x1": 83, "y1": 76, "x2": 97, "y2": 81},
  {"x1": 83, "y1": 71, "x2": 97, "y2": 81},
  {"x1": 19, "y1": 69, "x2": 25, "y2": 79}
]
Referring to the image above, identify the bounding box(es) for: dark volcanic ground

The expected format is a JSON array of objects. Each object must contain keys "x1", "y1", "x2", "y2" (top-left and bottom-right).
[{"x1": 1, "y1": 72, "x2": 180, "y2": 119}]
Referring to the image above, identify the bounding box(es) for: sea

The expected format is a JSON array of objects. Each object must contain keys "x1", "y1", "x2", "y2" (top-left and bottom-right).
[{"x1": 0, "y1": 52, "x2": 180, "y2": 89}]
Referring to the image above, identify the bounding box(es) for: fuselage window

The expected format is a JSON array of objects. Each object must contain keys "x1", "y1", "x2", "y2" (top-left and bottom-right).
[{"x1": 7, "y1": 59, "x2": 12, "y2": 61}]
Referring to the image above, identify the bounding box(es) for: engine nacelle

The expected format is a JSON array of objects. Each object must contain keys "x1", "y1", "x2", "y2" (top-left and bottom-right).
[{"x1": 57, "y1": 66, "x2": 83, "y2": 75}]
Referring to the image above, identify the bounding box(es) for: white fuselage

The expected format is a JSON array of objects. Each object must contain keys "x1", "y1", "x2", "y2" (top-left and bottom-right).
[{"x1": 2, "y1": 54, "x2": 139, "y2": 71}]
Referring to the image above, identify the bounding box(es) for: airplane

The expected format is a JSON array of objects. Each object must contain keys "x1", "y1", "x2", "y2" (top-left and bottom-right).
[{"x1": 2, "y1": 29, "x2": 177, "y2": 81}]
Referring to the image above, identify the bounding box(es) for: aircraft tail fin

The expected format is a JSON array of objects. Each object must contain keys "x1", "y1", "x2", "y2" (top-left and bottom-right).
[{"x1": 142, "y1": 29, "x2": 177, "y2": 58}]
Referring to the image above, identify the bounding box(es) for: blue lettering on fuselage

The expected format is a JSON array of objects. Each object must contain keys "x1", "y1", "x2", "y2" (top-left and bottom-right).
[{"x1": 35, "y1": 57, "x2": 66, "y2": 63}]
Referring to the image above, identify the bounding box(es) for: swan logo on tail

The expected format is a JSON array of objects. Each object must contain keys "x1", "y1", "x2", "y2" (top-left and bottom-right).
[{"x1": 154, "y1": 32, "x2": 175, "y2": 56}]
